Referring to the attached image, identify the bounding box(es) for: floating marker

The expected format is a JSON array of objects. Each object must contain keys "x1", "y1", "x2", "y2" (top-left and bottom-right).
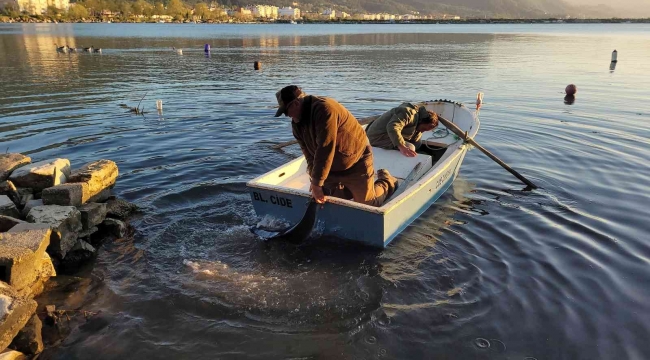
[
  {"x1": 156, "y1": 100, "x2": 163, "y2": 110},
  {"x1": 254, "y1": 61, "x2": 261, "y2": 70},
  {"x1": 611, "y1": 50, "x2": 618, "y2": 63},
  {"x1": 565, "y1": 84, "x2": 577, "y2": 96},
  {"x1": 204, "y1": 44, "x2": 211, "y2": 52},
  {"x1": 476, "y1": 92, "x2": 484, "y2": 110}
]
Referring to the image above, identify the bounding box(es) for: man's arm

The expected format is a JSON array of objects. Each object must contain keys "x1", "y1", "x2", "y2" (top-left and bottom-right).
[
  {"x1": 292, "y1": 126, "x2": 314, "y2": 175},
  {"x1": 310, "y1": 106, "x2": 337, "y2": 187}
]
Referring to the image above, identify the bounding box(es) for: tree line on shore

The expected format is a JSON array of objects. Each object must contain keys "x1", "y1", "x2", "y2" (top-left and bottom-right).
[{"x1": 1, "y1": 0, "x2": 233, "y2": 22}]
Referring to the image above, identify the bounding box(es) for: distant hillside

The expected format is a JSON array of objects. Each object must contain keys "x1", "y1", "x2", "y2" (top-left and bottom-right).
[{"x1": 223, "y1": 0, "x2": 622, "y2": 18}]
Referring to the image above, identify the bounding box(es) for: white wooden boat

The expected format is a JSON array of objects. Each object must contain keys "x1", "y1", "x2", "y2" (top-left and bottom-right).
[{"x1": 248, "y1": 99, "x2": 480, "y2": 248}]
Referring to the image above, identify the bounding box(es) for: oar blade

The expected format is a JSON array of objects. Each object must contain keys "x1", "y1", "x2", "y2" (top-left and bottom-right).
[{"x1": 252, "y1": 200, "x2": 319, "y2": 243}]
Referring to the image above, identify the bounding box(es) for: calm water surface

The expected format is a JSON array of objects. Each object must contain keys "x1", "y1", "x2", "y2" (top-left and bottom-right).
[{"x1": 1, "y1": 23, "x2": 650, "y2": 359}]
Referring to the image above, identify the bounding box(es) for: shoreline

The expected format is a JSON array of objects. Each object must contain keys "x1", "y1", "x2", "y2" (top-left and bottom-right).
[{"x1": 1, "y1": 17, "x2": 649, "y2": 24}]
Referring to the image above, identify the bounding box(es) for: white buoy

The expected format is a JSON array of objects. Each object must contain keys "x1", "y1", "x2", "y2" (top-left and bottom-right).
[
  {"x1": 611, "y1": 50, "x2": 618, "y2": 63},
  {"x1": 156, "y1": 100, "x2": 163, "y2": 110}
]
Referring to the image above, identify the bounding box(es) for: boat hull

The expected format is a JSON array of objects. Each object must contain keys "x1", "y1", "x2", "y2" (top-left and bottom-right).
[
  {"x1": 248, "y1": 100, "x2": 478, "y2": 248},
  {"x1": 249, "y1": 145, "x2": 468, "y2": 247}
]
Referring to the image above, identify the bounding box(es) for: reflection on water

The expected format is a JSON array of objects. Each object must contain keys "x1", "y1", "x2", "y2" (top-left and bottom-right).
[{"x1": 3, "y1": 23, "x2": 650, "y2": 359}]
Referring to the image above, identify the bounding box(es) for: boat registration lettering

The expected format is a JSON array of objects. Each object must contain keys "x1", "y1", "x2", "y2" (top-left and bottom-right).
[
  {"x1": 253, "y1": 191, "x2": 293, "y2": 208},
  {"x1": 435, "y1": 168, "x2": 453, "y2": 189}
]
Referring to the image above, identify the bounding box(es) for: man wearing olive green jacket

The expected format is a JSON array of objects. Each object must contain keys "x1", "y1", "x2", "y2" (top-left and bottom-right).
[{"x1": 365, "y1": 102, "x2": 439, "y2": 157}]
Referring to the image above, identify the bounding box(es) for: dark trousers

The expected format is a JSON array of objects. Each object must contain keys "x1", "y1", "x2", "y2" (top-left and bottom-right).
[{"x1": 323, "y1": 147, "x2": 396, "y2": 207}]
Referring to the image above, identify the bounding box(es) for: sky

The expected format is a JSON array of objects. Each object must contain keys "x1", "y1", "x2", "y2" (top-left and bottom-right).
[{"x1": 564, "y1": 0, "x2": 650, "y2": 17}]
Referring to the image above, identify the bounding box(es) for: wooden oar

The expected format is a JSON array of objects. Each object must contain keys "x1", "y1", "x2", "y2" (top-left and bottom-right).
[
  {"x1": 437, "y1": 116, "x2": 538, "y2": 189},
  {"x1": 272, "y1": 115, "x2": 379, "y2": 149},
  {"x1": 266, "y1": 198, "x2": 319, "y2": 243}
]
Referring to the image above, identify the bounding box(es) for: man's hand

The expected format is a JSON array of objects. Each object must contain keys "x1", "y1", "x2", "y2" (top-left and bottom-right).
[
  {"x1": 398, "y1": 144, "x2": 417, "y2": 157},
  {"x1": 310, "y1": 184, "x2": 326, "y2": 204}
]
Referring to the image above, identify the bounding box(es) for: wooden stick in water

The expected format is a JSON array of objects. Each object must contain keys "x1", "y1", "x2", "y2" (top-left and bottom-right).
[{"x1": 437, "y1": 115, "x2": 538, "y2": 189}]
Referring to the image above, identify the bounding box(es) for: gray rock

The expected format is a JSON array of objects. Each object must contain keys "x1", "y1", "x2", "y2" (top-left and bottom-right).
[
  {"x1": 0, "y1": 195, "x2": 20, "y2": 219},
  {"x1": 26, "y1": 205, "x2": 81, "y2": 259},
  {"x1": 0, "y1": 282, "x2": 37, "y2": 352},
  {"x1": 0, "y1": 181, "x2": 20, "y2": 206},
  {"x1": 71, "y1": 239, "x2": 96, "y2": 253},
  {"x1": 88, "y1": 187, "x2": 112, "y2": 203},
  {"x1": 8, "y1": 159, "x2": 71, "y2": 192},
  {"x1": 21, "y1": 199, "x2": 42, "y2": 219},
  {"x1": 78, "y1": 203, "x2": 107, "y2": 230},
  {"x1": 77, "y1": 226, "x2": 98, "y2": 239},
  {"x1": 0, "y1": 215, "x2": 26, "y2": 232},
  {"x1": 9, "y1": 313, "x2": 43, "y2": 355},
  {"x1": 0, "y1": 227, "x2": 51, "y2": 292},
  {"x1": 16, "y1": 188, "x2": 33, "y2": 209},
  {"x1": 0, "y1": 153, "x2": 31, "y2": 182},
  {"x1": 105, "y1": 198, "x2": 138, "y2": 220},
  {"x1": 41, "y1": 183, "x2": 84, "y2": 206}
]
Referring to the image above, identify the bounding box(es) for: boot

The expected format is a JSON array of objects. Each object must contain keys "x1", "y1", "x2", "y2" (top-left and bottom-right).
[{"x1": 377, "y1": 169, "x2": 398, "y2": 198}]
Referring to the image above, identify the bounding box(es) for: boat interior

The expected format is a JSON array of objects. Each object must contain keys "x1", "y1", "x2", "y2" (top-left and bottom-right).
[{"x1": 252, "y1": 101, "x2": 477, "y2": 207}]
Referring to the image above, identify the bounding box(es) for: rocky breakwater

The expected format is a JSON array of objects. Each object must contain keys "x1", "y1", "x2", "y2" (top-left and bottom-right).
[{"x1": 0, "y1": 154, "x2": 137, "y2": 358}]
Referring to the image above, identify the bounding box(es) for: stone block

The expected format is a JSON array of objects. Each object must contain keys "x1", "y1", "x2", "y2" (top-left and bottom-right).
[
  {"x1": 20, "y1": 200, "x2": 42, "y2": 219},
  {"x1": 0, "y1": 181, "x2": 20, "y2": 207},
  {"x1": 16, "y1": 189, "x2": 32, "y2": 210},
  {"x1": 88, "y1": 187, "x2": 112, "y2": 203},
  {"x1": 78, "y1": 203, "x2": 107, "y2": 231},
  {"x1": 25, "y1": 206, "x2": 81, "y2": 259},
  {"x1": 0, "y1": 196, "x2": 20, "y2": 219},
  {"x1": 0, "y1": 216, "x2": 26, "y2": 233},
  {"x1": 19, "y1": 252, "x2": 56, "y2": 299},
  {"x1": 0, "y1": 154, "x2": 31, "y2": 182},
  {"x1": 0, "y1": 282, "x2": 37, "y2": 352},
  {"x1": 9, "y1": 313, "x2": 42, "y2": 355},
  {"x1": 8, "y1": 159, "x2": 71, "y2": 192},
  {"x1": 67, "y1": 160, "x2": 118, "y2": 203},
  {"x1": 0, "y1": 350, "x2": 28, "y2": 359},
  {"x1": 0, "y1": 227, "x2": 51, "y2": 292},
  {"x1": 41, "y1": 183, "x2": 86, "y2": 207},
  {"x1": 77, "y1": 226, "x2": 98, "y2": 239}
]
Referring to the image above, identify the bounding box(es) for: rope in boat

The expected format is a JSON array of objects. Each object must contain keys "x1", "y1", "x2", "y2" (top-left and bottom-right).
[{"x1": 423, "y1": 102, "x2": 458, "y2": 150}]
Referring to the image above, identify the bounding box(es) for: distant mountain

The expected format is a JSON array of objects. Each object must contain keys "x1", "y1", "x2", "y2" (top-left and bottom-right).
[
  {"x1": 217, "y1": 0, "x2": 639, "y2": 18},
  {"x1": 228, "y1": 0, "x2": 622, "y2": 18}
]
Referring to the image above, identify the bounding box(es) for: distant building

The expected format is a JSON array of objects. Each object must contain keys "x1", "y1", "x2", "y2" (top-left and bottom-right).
[
  {"x1": 228, "y1": 7, "x2": 252, "y2": 17},
  {"x1": 246, "y1": 5, "x2": 279, "y2": 19},
  {"x1": 322, "y1": 9, "x2": 335, "y2": 19},
  {"x1": 278, "y1": 6, "x2": 300, "y2": 19},
  {"x1": 337, "y1": 11, "x2": 350, "y2": 19}
]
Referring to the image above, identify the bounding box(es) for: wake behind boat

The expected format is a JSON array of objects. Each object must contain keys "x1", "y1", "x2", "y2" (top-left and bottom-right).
[{"x1": 248, "y1": 99, "x2": 479, "y2": 248}]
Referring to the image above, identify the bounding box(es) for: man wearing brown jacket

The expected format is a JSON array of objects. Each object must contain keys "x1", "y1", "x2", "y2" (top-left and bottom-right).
[{"x1": 274, "y1": 85, "x2": 397, "y2": 207}]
